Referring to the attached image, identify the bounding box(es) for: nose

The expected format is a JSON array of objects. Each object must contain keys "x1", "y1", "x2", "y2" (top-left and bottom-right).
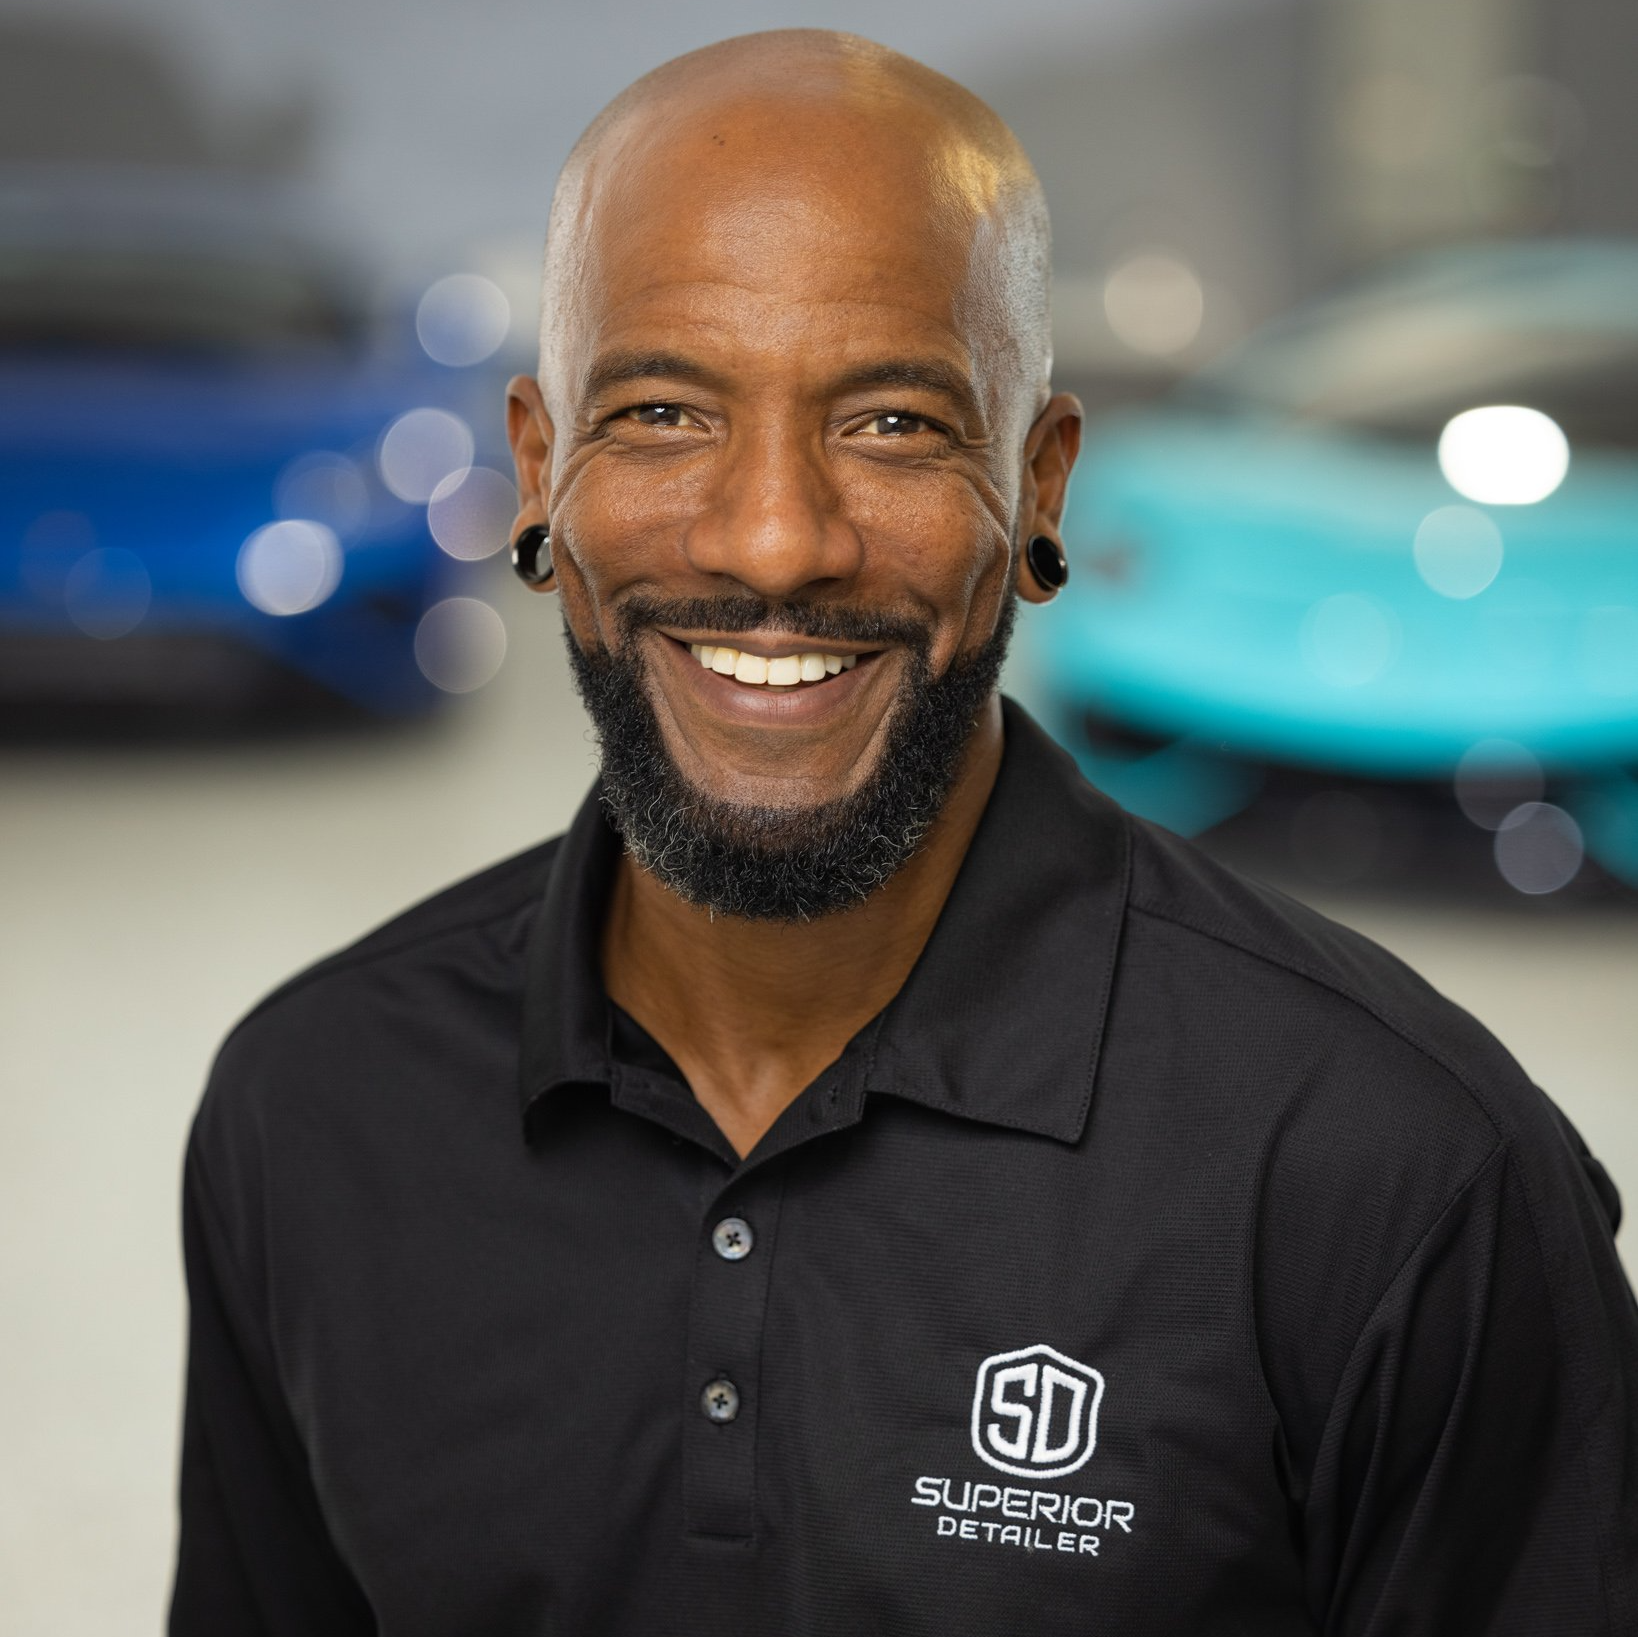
[{"x1": 681, "y1": 422, "x2": 863, "y2": 597}]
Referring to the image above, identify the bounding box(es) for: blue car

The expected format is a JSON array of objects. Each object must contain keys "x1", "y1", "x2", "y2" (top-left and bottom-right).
[
  {"x1": 0, "y1": 172, "x2": 509, "y2": 726},
  {"x1": 1021, "y1": 241, "x2": 1638, "y2": 892}
]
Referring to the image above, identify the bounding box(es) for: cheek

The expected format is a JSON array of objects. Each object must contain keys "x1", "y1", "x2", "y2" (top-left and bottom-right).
[
  {"x1": 585, "y1": 461, "x2": 708, "y2": 546},
  {"x1": 843, "y1": 469, "x2": 1013, "y2": 654},
  {"x1": 549, "y1": 459, "x2": 710, "y2": 631}
]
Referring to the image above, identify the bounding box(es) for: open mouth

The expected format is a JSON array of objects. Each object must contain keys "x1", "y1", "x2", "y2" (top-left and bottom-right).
[{"x1": 682, "y1": 640, "x2": 868, "y2": 690}]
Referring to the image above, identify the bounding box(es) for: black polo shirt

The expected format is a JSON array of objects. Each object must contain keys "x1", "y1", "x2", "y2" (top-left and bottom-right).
[{"x1": 170, "y1": 699, "x2": 1638, "y2": 1635}]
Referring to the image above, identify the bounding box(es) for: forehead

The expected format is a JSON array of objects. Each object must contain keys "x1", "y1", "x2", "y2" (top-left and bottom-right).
[{"x1": 559, "y1": 93, "x2": 1004, "y2": 390}]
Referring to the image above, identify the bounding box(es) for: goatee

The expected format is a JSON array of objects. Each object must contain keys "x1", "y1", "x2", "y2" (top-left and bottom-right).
[{"x1": 564, "y1": 592, "x2": 1013, "y2": 922}]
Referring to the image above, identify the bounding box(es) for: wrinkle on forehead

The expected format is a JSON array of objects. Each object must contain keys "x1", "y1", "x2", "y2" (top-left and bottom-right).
[{"x1": 538, "y1": 30, "x2": 1051, "y2": 431}]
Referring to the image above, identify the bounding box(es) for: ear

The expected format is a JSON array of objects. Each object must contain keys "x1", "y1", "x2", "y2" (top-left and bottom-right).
[
  {"x1": 506, "y1": 373, "x2": 556, "y2": 537},
  {"x1": 1016, "y1": 392, "x2": 1083, "y2": 605}
]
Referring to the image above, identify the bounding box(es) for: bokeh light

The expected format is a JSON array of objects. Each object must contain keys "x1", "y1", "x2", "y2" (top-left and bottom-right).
[
  {"x1": 275, "y1": 451, "x2": 371, "y2": 540},
  {"x1": 427, "y1": 466, "x2": 517, "y2": 561},
  {"x1": 377, "y1": 408, "x2": 475, "y2": 504},
  {"x1": 1300, "y1": 593, "x2": 1400, "y2": 687},
  {"x1": 236, "y1": 520, "x2": 343, "y2": 616},
  {"x1": 415, "y1": 273, "x2": 513, "y2": 367},
  {"x1": 1102, "y1": 252, "x2": 1205, "y2": 357},
  {"x1": 414, "y1": 597, "x2": 507, "y2": 693},
  {"x1": 1494, "y1": 802, "x2": 1584, "y2": 894},
  {"x1": 63, "y1": 547, "x2": 151, "y2": 640},
  {"x1": 1437, "y1": 405, "x2": 1569, "y2": 505},
  {"x1": 1412, "y1": 505, "x2": 1504, "y2": 599},
  {"x1": 1454, "y1": 739, "x2": 1544, "y2": 830}
]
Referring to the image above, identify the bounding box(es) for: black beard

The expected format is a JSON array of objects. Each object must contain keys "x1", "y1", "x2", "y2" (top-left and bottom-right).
[{"x1": 564, "y1": 591, "x2": 1014, "y2": 922}]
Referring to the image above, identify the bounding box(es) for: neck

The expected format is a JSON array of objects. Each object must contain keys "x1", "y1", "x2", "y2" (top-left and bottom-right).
[{"x1": 600, "y1": 695, "x2": 1004, "y2": 1158}]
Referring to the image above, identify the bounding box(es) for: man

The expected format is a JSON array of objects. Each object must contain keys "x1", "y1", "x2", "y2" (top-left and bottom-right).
[{"x1": 169, "y1": 29, "x2": 1636, "y2": 1635}]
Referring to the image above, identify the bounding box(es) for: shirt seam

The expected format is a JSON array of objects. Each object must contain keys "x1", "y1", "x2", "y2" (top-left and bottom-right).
[
  {"x1": 185, "y1": 1138, "x2": 323, "y2": 1581},
  {"x1": 1313, "y1": 1141, "x2": 1503, "y2": 1627},
  {"x1": 1503, "y1": 1145, "x2": 1626, "y2": 1634},
  {"x1": 1329, "y1": 1137, "x2": 1506, "y2": 1400},
  {"x1": 222, "y1": 883, "x2": 547, "y2": 1046},
  {"x1": 1124, "y1": 893, "x2": 1622, "y2": 1598},
  {"x1": 1126, "y1": 896, "x2": 1509, "y2": 1148},
  {"x1": 1317, "y1": 1140, "x2": 1620, "y2": 1634},
  {"x1": 188, "y1": 1135, "x2": 288, "y2": 1410},
  {"x1": 1126, "y1": 895, "x2": 1610, "y2": 1604}
]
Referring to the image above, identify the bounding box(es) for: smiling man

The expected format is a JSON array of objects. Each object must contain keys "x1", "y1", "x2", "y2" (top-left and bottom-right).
[{"x1": 170, "y1": 30, "x2": 1636, "y2": 1637}]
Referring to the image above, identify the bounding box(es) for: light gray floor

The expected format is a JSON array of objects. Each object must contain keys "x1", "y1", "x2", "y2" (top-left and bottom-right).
[{"x1": 4, "y1": 571, "x2": 1635, "y2": 1630}]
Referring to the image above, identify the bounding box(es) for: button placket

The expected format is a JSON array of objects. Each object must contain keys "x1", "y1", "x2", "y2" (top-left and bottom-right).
[{"x1": 681, "y1": 1172, "x2": 786, "y2": 1540}]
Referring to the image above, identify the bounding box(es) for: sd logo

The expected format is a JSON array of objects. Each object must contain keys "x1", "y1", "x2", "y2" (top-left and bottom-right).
[{"x1": 971, "y1": 1344, "x2": 1104, "y2": 1479}]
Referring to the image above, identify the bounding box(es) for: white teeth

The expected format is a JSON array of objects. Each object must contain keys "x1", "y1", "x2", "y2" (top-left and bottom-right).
[{"x1": 688, "y1": 641, "x2": 863, "y2": 685}]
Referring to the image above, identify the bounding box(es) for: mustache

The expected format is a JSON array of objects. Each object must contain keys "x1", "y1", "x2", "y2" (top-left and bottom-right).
[{"x1": 613, "y1": 593, "x2": 933, "y2": 654}]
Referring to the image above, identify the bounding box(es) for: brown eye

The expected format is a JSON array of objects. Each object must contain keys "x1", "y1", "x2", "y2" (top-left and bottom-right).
[
  {"x1": 627, "y1": 404, "x2": 693, "y2": 427},
  {"x1": 869, "y1": 412, "x2": 929, "y2": 436}
]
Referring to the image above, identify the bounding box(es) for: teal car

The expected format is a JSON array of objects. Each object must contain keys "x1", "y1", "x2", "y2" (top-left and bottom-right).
[{"x1": 1023, "y1": 242, "x2": 1638, "y2": 891}]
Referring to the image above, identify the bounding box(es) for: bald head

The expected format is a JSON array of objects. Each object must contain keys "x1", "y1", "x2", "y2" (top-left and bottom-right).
[{"x1": 538, "y1": 30, "x2": 1052, "y2": 435}]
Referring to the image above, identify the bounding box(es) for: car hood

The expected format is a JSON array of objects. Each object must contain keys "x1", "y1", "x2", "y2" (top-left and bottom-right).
[
  {"x1": 0, "y1": 350, "x2": 446, "y2": 457},
  {"x1": 1, "y1": 352, "x2": 465, "y2": 609}
]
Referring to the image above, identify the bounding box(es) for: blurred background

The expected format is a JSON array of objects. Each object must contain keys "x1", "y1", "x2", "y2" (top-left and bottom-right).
[{"x1": 2, "y1": 0, "x2": 1634, "y2": 1625}]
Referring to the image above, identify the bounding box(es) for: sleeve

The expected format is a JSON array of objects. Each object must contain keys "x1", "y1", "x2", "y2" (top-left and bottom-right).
[
  {"x1": 168, "y1": 1131, "x2": 376, "y2": 1635},
  {"x1": 1300, "y1": 1137, "x2": 1638, "y2": 1635}
]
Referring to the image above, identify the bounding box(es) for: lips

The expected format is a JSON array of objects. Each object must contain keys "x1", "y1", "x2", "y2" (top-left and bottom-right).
[{"x1": 647, "y1": 627, "x2": 890, "y2": 732}]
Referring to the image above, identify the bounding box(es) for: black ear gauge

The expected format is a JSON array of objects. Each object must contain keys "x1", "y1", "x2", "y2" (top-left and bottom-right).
[
  {"x1": 510, "y1": 522, "x2": 554, "y2": 587},
  {"x1": 1025, "y1": 532, "x2": 1069, "y2": 593}
]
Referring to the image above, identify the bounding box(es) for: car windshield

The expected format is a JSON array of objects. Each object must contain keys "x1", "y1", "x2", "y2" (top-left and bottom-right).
[
  {"x1": 0, "y1": 242, "x2": 365, "y2": 354},
  {"x1": 1192, "y1": 301, "x2": 1638, "y2": 451}
]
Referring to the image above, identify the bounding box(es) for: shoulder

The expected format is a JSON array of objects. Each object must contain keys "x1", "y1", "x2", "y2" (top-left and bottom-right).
[
  {"x1": 188, "y1": 837, "x2": 561, "y2": 1196},
  {"x1": 1114, "y1": 816, "x2": 1621, "y2": 1373},
  {"x1": 232, "y1": 836, "x2": 561, "y2": 1036},
  {"x1": 1120, "y1": 814, "x2": 1544, "y2": 1150}
]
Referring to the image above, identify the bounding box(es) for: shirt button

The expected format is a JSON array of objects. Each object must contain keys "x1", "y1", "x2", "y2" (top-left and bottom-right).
[
  {"x1": 711, "y1": 1217, "x2": 754, "y2": 1261},
  {"x1": 701, "y1": 1378, "x2": 740, "y2": 1423}
]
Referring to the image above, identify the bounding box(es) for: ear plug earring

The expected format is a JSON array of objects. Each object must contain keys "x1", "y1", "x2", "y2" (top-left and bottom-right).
[
  {"x1": 1025, "y1": 533, "x2": 1069, "y2": 592},
  {"x1": 510, "y1": 523, "x2": 554, "y2": 587}
]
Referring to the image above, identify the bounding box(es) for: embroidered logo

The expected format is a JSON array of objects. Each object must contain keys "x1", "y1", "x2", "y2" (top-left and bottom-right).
[{"x1": 970, "y1": 1343, "x2": 1104, "y2": 1478}]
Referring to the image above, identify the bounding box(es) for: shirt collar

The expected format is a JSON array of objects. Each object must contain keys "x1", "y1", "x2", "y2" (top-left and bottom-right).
[
  {"x1": 518, "y1": 780, "x2": 623, "y2": 1115},
  {"x1": 518, "y1": 697, "x2": 1130, "y2": 1146},
  {"x1": 861, "y1": 698, "x2": 1130, "y2": 1142}
]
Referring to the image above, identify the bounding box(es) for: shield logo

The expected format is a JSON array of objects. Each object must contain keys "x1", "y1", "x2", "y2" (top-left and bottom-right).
[{"x1": 970, "y1": 1344, "x2": 1105, "y2": 1479}]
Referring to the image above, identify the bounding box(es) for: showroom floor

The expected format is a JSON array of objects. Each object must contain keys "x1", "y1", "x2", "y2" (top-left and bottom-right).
[{"x1": 4, "y1": 568, "x2": 1635, "y2": 1629}]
